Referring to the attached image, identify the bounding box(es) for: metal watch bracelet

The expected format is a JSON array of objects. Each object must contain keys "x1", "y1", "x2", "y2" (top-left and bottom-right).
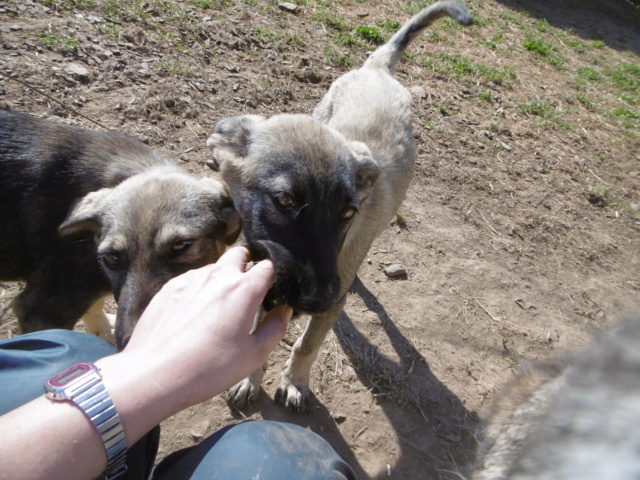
[{"x1": 45, "y1": 362, "x2": 127, "y2": 479}]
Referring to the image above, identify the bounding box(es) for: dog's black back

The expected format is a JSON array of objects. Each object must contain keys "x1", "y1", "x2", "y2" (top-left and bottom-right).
[
  {"x1": 0, "y1": 110, "x2": 170, "y2": 280},
  {"x1": 0, "y1": 110, "x2": 172, "y2": 332}
]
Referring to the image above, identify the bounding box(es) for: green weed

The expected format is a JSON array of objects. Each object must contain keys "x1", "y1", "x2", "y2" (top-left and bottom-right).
[
  {"x1": 35, "y1": 27, "x2": 79, "y2": 53},
  {"x1": 325, "y1": 48, "x2": 352, "y2": 69},
  {"x1": 604, "y1": 62, "x2": 640, "y2": 91},
  {"x1": 313, "y1": 9, "x2": 348, "y2": 31},
  {"x1": 522, "y1": 35, "x2": 552, "y2": 56},
  {"x1": 355, "y1": 25, "x2": 386, "y2": 45},
  {"x1": 424, "y1": 54, "x2": 517, "y2": 85}
]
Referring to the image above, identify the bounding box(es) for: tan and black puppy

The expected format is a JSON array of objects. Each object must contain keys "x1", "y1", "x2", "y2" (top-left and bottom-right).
[
  {"x1": 206, "y1": 0, "x2": 472, "y2": 410},
  {"x1": 0, "y1": 110, "x2": 240, "y2": 349}
]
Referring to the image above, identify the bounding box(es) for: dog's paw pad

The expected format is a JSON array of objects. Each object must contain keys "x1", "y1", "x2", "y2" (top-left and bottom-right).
[
  {"x1": 275, "y1": 381, "x2": 308, "y2": 412},
  {"x1": 226, "y1": 378, "x2": 260, "y2": 408}
]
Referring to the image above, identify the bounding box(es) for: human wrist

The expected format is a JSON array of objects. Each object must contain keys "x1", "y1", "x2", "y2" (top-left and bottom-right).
[{"x1": 93, "y1": 352, "x2": 189, "y2": 446}]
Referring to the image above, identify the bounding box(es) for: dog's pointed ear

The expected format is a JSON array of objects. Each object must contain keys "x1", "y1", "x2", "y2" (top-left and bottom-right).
[
  {"x1": 205, "y1": 115, "x2": 265, "y2": 171},
  {"x1": 348, "y1": 141, "x2": 381, "y2": 203},
  {"x1": 58, "y1": 188, "x2": 112, "y2": 239}
]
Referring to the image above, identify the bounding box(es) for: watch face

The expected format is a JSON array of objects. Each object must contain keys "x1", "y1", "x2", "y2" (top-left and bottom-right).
[{"x1": 46, "y1": 362, "x2": 94, "y2": 388}]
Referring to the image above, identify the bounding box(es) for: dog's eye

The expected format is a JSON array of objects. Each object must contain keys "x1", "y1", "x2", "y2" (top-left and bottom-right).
[
  {"x1": 101, "y1": 252, "x2": 121, "y2": 269},
  {"x1": 274, "y1": 193, "x2": 295, "y2": 209},
  {"x1": 342, "y1": 207, "x2": 357, "y2": 220},
  {"x1": 172, "y1": 239, "x2": 194, "y2": 254}
]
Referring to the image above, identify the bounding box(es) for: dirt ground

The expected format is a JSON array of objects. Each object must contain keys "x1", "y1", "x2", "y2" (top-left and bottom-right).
[{"x1": 1, "y1": 0, "x2": 639, "y2": 478}]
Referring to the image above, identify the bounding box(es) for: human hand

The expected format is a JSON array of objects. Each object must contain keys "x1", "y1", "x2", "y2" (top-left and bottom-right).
[{"x1": 96, "y1": 246, "x2": 292, "y2": 443}]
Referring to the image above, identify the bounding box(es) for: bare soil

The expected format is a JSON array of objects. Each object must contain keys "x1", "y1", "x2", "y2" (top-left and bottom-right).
[{"x1": 1, "y1": 0, "x2": 639, "y2": 478}]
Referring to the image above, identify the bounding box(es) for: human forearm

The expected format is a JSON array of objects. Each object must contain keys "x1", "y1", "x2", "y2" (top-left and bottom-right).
[{"x1": 0, "y1": 248, "x2": 290, "y2": 480}]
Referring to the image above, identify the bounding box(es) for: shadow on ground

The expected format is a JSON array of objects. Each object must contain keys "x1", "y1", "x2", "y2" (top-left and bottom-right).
[{"x1": 494, "y1": 0, "x2": 640, "y2": 55}]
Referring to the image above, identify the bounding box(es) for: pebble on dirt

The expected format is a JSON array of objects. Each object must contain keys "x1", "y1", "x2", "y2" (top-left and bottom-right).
[{"x1": 384, "y1": 264, "x2": 407, "y2": 277}]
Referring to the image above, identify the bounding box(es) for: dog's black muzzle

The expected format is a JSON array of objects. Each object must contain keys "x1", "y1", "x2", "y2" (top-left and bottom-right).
[{"x1": 251, "y1": 239, "x2": 341, "y2": 315}]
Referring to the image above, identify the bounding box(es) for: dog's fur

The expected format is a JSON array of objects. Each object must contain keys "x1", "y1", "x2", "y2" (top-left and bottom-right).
[
  {"x1": 206, "y1": 0, "x2": 472, "y2": 410},
  {"x1": 0, "y1": 110, "x2": 240, "y2": 348},
  {"x1": 472, "y1": 317, "x2": 640, "y2": 480}
]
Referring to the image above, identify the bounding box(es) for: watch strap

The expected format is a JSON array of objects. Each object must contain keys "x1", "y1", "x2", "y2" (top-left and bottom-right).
[{"x1": 47, "y1": 364, "x2": 127, "y2": 479}]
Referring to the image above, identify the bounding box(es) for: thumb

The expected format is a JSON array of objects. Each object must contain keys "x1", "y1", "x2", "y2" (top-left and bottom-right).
[{"x1": 252, "y1": 305, "x2": 292, "y2": 355}]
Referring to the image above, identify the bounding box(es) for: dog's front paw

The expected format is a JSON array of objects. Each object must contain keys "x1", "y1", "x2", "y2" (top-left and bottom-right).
[
  {"x1": 274, "y1": 379, "x2": 309, "y2": 412},
  {"x1": 226, "y1": 373, "x2": 262, "y2": 408}
]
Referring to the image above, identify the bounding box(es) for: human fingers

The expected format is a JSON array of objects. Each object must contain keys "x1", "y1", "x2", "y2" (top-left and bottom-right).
[{"x1": 210, "y1": 245, "x2": 252, "y2": 274}]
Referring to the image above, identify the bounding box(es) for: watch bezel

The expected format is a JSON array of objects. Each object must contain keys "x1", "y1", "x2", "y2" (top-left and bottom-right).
[{"x1": 45, "y1": 362, "x2": 97, "y2": 400}]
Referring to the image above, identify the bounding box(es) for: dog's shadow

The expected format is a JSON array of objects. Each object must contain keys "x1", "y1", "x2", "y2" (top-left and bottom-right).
[{"x1": 235, "y1": 276, "x2": 478, "y2": 479}]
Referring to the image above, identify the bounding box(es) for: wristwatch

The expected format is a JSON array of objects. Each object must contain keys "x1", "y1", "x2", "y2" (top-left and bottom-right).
[{"x1": 45, "y1": 362, "x2": 128, "y2": 479}]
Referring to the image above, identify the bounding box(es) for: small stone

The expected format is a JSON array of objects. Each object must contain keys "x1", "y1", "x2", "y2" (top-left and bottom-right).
[
  {"x1": 65, "y1": 63, "x2": 91, "y2": 82},
  {"x1": 190, "y1": 420, "x2": 210, "y2": 441},
  {"x1": 357, "y1": 11, "x2": 369, "y2": 17},
  {"x1": 384, "y1": 264, "x2": 406, "y2": 277},
  {"x1": 278, "y1": 2, "x2": 298, "y2": 12},
  {"x1": 629, "y1": 171, "x2": 639, "y2": 177},
  {"x1": 9, "y1": 24, "x2": 22, "y2": 31}
]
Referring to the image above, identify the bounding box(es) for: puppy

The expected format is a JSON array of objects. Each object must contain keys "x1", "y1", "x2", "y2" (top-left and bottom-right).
[
  {"x1": 0, "y1": 110, "x2": 240, "y2": 349},
  {"x1": 206, "y1": 1, "x2": 472, "y2": 410},
  {"x1": 472, "y1": 317, "x2": 640, "y2": 480}
]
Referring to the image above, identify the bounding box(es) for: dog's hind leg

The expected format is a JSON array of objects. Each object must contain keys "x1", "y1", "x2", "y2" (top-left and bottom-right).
[
  {"x1": 274, "y1": 300, "x2": 345, "y2": 411},
  {"x1": 81, "y1": 295, "x2": 116, "y2": 345}
]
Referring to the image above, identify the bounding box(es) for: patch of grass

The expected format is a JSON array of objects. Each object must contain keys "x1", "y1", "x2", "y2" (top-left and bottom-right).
[
  {"x1": 620, "y1": 93, "x2": 638, "y2": 106},
  {"x1": 610, "y1": 107, "x2": 640, "y2": 129},
  {"x1": 470, "y1": 13, "x2": 490, "y2": 27},
  {"x1": 325, "y1": 48, "x2": 352, "y2": 69},
  {"x1": 478, "y1": 90, "x2": 492, "y2": 102},
  {"x1": 604, "y1": 62, "x2": 640, "y2": 91},
  {"x1": 557, "y1": 31, "x2": 589, "y2": 54},
  {"x1": 522, "y1": 35, "x2": 552, "y2": 56},
  {"x1": 36, "y1": 0, "x2": 95, "y2": 10},
  {"x1": 406, "y1": 2, "x2": 429, "y2": 15},
  {"x1": 427, "y1": 30, "x2": 449, "y2": 43},
  {"x1": 481, "y1": 30, "x2": 504, "y2": 50},
  {"x1": 577, "y1": 67, "x2": 602, "y2": 82},
  {"x1": 423, "y1": 119, "x2": 441, "y2": 130},
  {"x1": 335, "y1": 32, "x2": 360, "y2": 47},
  {"x1": 93, "y1": 21, "x2": 120, "y2": 39},
  {"x1": 522, "y1": 34, "x2": 566, "y2": 69},
  {"x1": 34, "y1": 27, "x2": 80, "y2": 53},
  {"x1": 424, "y1": 54, "x2": 517, "y2": 86},
  {"x1": 252, "y1": 27, "x2": 305, "y2": 52},
  {"x1": 186, "y1": 0, "x2": 232, "y2": 9},
  {"x1": 355, "y1": 25, "x2": 386, "y2": 45},
  {"x1": 518, "y1": 99, "x2": 555, "y2": 117},
  {"x1": 518, "y1": 99, "x2": 573, "y2": 132},
  {"x1": 378, "y1": 18, "x2": 401, "y2": 33},
  {"x1": 576, "y1": 93, "x2": 597, "y2": 111},
  {"x1": 313, "y1": 8, "x2": 348, "y2": 31},
  {"x1": 439, "y1": 104, "x2": 459, "y2": 116},
  {"x1": 536, "y1": 18, "x2": 551, "y2": 33}
]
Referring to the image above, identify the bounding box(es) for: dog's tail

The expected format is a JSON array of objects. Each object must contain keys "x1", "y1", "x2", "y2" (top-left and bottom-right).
[{"x1": 363, "y1": 0, "x2": 472, "y2": 73}]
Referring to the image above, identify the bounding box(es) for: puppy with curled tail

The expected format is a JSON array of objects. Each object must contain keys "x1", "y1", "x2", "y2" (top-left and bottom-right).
[{"x1": 207, "y1": 0, "x2": 473, "y2": 411}]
